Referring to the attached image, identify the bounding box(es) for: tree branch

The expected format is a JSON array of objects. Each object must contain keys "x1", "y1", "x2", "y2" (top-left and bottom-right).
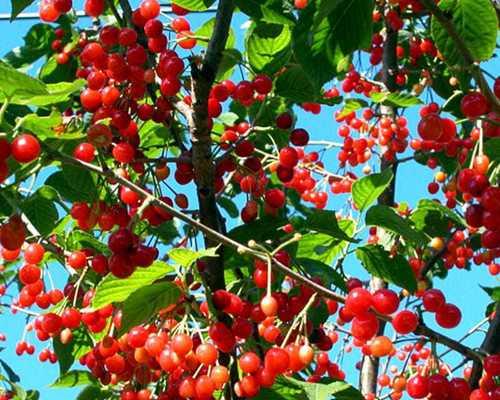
[
  {"x1": 419, "y1": 0, "x2": 500, "y2": 113},
  {"x1": 43, "y1": 146, "x2": 482, "y2": 366}
]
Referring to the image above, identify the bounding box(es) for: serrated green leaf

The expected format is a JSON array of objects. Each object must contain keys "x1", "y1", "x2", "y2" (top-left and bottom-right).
[
  {"x1": 303, "y1": 209, "x2": 356, "y2": 242},
  {"x1": 235, "y1": 0, "x2": 296, "y2": 26},
  {"x1": 0, "y1": 60, "x2": 47, "y2": 99},
  {"x1": 4, "y1": 24, "x2": 54, "y2": 68},
  {"x1": 45, "y1": 165, "x2": 97, "y2": 203},
  {"x1": 410, "y1": 199, "x2": 466, "y2": 237},
  {"x1": 480, "y1": 285, "x2": 500, "y2": 302},
  {"x1": 50, "y1": 370, "x2": 97, "y2": 388},
  {"x1": 297, "y1": 258, "x2": 347, "y2": 292},
  {"x1": 53, "y1": 328, "x2": 93, "y2": 375},
  {"x1": 168, "y1": 247, "x2": 218, "y2": 268},
  {"x1": 370, "y1": 92, "x2": 422, "y2": 108},
  {"x1": 76, "y1": 385, "x2": 109, "y2": 400},
  {"x1": 217, "y1": 112, "x2": 240, "y2": 126},
  {"x1": 29, "y1": 80, "x2": 85, "y2": 106},
  {"x1": 352, "y1": 169, "x2": 394, "y2": 211},
  {"x1": 119, "y1": 282, "x2": 181, "y2": 335},
  {"x1": 356, "y1": 244, "x2": 417, "y2": 292},
  {"x1": 366, "y1": 205, "x2": 428, "y2": 246},
  {"x1": 20, "y1": 195, "x2": 58, "y2": 236},
  {"x1": 339, "y1": 98, "x2": 369, "y2": 118},
  {"x1": 217, "y1": 197, "x2": 239, "y2": 218},
  {"x1": 92, "y1": 261, "x2": 174, "y2": 309},
  {"x1": 39, "y1": 55, "x2": 78, "y2": 84},
  {"x1": 216, "y1": 49, "x2": 242, "y2": 81},
  {"x1": 430, "y1": 0, "x2": 497, "y2": 67},
  {"x1": 247, "y1": 22, "x2": 291, "y2": 74},
  {"x1": 10, "y1": 0, "x2": 35, "y2": 21},
  {"x1": 195, "y1": 17, "x2": 235, "y2": 48},
  {"x1": 172, "y1": 0, "x2": 215, "y2": 11},
  {"x1": 18, "y1": 110, "x2": 79, "y2": 141},
  {"x1": 275, "y1": 65, "x2": 316, "y2": 103},
  {"x1": 66, "y1": 231, "x2": 111, "y2": 256},
  {"x1": 295, "y1": 233, "x2": 346, "y2": 264}
]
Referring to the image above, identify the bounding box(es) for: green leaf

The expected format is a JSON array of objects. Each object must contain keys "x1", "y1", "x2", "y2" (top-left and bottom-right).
[
  {"x1": 339, "y1": 99, "x2": 369, "y2": 118},
  {"x1": 53, "y1": 328, "x2": 93, "y2": 375},
  {"x1": 10, "y1": 0, "x2": 35, "y2": 21},
  {"x1": 0, "y1": 60, "x2": 47, "y2": 99},
  {"x1": 119, "y1": 282, "x2": 181, "y2": 335},
  {"x1": 484, "y1": 138, "x2": 500, "y2": 162},
  {"x1": 247, "y1": 22, "x2": 292, "y2": 74},
  {"x1": 410, "y1": 199, "x2": 466, "y2": 237},
  {"x1": 326, "y1": 0, "x2": 374, "y2": 56},
  {"x1": 430, "y1": 0, "x2": 497, "y2": 67},
  {"x1": 303, "y1": 209, "x2": 356, "y2": 242},
  {"x1": 216, "y1": 49, "x2": 242, "y2": 81},
  {"x1": 235, "y1": 0, "x2": 296, "y2": 26},
  {"x1": 295, "y1": 233, "x2": 346, "y2": 264},
  {"x1": 172, "y1": 0, "x2": 215, "y2": 11},
  {"x1": 275, "y1": 65, "x2": 316, "y2": 103},
  {"x1": 168, "y1": 247, "x2": 218, "y2": 268},
  {"x1": 20, "y1": 194, "x2": 58, "y2": 236},
  {"x1": 66, "y1": 231, "x2": 111, "y2": 256},
  {"x1": 76, "y1": 385, "x2": 109, "y2": 400},
  {"x1": 18, "y1": 110, "x2": 81, "y2": 141},
  {"x1": 298, "y1": 258, "x2": 347, "y2": 292},
  {"x1": 39, "y1": 55, "x2": 78, "y2": 84},
  {"x1": 370, "y1": 92, "x2": 422, "y2": 108},
  {"x1": 0, "y1": 359, "x2": 20, "y2": 382},
  {"x1": 480, "y1": 286, "x2": 500, "y2": 302},
  {"x1": 366, "y1": 205, "x2": 428, "y2": 246},
  {"x1": 45, "y1": 165, "x2": 97, "y2": 203},
  {"x1": 217, "y1": 197, "x2": 239, "y2": 218},
  {"x1": 256, "y1": 376, "x2": 364, "y2": 400},
  {"x1": 29, "y1": 80, "x2": 85, "y2": 106},
  {"x1": 50, "y1": 371, "x2": 98, "y2": 388},
  {"x1": 92, "y1": 261, "x2": 175, "y2": 309},
  {"x1": 356, "y1": 244, "x2": 417, "y2": 292},
  {"x1": 217, "y1": 112, "x2": 240, "y2": 126},
  {"x1": 352, "y1": 169, "x2": 394, "y2": 211},
  {"x1": 195, "y1": 17, "x2": 235, "y2": 48},
  {"x1": 4, "y1": 24, "x2": 54, "y2": 68}
]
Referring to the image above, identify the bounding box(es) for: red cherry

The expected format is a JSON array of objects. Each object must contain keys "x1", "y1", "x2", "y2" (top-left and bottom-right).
[
  {"x1": 84, "y1": 0, "x2": 105, "y2": 17},
  {"x1": 372, "y1": 289, "x2": 399, "y2": 315},
  {"x1": 460, "y1": 92, "x2": 490, "y2": 119},
  {"x1": 290, "y1": 128, "x2": 309, "y2": 146},
  {"x1": 435, "y1": 303, "x2": 461, "y2": 328},
  {"x1": 422, "y1": 289, "x2": 445, "y2": 312},
  {"x1": 392, "y1": 310, "x2": 418, "y2": 334},
  {"x1": 417, "y1": 113, "x2": 443, "y2": 141},
  {"x1": 11, "y1": 134, "x2": 41, "y2": 164},
  {"x1": 264, "y1": 188, "x2": 286, "y2": 209},
  {"x1": 140, "y1": 0, "x2": 160, "y2": 20},
  {"x1": 239, "y1": 352, "x2": 261, "y2": 374},
  {"x1": 24, "y1": 243, "x2": 45, "y2": 264},
  {"x1": 345, "y1": 287, "x2": 372, "y2": 316},
  {"x1": 73, "y1": 142, "x2": 95, "y2": 162},
  {"x1": 407, "y1": 375, "x2": 429, "y2": 399}
]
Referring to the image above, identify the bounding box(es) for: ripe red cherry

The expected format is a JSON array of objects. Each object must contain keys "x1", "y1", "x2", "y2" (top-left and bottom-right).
[
  {"x1": 208, "y1": 322, "x2": 236, "y2": 353},
  {"x1": 372, "y1": 288, "x2": 399, "y2": 315},
  {"x1": 239, "y1": 352, "x2": 261, "y2": 374},
  {"x1": 172, "y1": 334, "x2": 193, "y2": 356},
  {"x1": 483, "y1": 354, "x2": 500, "y2": 376},
  {"x1": 351, "y1": 313, "x2": 379, "y2": 341},
  {"x1": 195, "y1": 343, "x2": 218, "y2": 366},
  {"x1": 67, "y1": 251, "x2": 87, "y2": 269},
  {"x1": 73, "y1": 142, "x2": 95, "y2": 162},
  {"x1": 407, "y1": 375, "x2": 429, "y2": 399},
  {"x1": 11, "y1": 134, "x2": 41, "y2": 164},
  {"x1": 80, "y1": 89, "x2": 102, "y2": 111},
  {"x1": 435, "y1": 303, "x2": 461, "y2": 328},
  {"x1": 392, "y1": 310, "x2": 418, "y2": 334},
  {"x1": 449, "y1": 378, "x2": 470, "y2": 400},
  {"x1": 84, "y1": 0, "x2": 105, "y2": 17},
  {"x1": 417, "y1": 113, "x2": 443, "y2": 140},
  {"x1": 41, "y1": 313, "x2": 63, "y2": 334},
  {"x1": 264, "y1": 188, "x2": 286, "y2": 209},
  {"x1": 264, "y1": 347, "x2": 289, "y2": 374},
  {"x1": 460, "y1": 92, "x2": 490, "y2": 119},
  {"x1": 112, "y1": 142, "x2": 135, "y2": 164},
  {"x1": 290, "y1": 128, "x2": 309, "y2": 146},
  {"x1": 195, "y1": 375, "x2": 215, "y2": 399},
  {"x1": 54, "y1": 0, "x2": 72, "y2": 13},
  {"x1": 252, "y1": 75, "x2": 273, "y2": 95},
  {"x1": 24, "y1": 243, "x2": 45, "y2": 264},
  {"x1": 345, "y1": 287, "x2": 373, "y2": 316},
  {"x1": 428, "y1": 374, "x2": 451, "y2": 399},
  {"x1": 279, "y1": 147, "x2": 299, "y2": 168},
  {"x1": 61, "y1": 308, "x2": 81, "y2": 329},
  {"x1": 171, "y1": 17, "x2": 190, "y2": 32},
  {"x1": 140, "y1": 0, "x2": 160, "y2": 20},
  {"x1": 19, "y1": 264, "x2": 41, "y2": 285},
  {"x1": 422, "y1": 289, "x2": 445, "y2": 312},
  {"x1": 39, "y1": 2, "x2": 61, "y2": 22},
  {"x1": 276, "y1": 112, "x2": 293, "y2": 129}
]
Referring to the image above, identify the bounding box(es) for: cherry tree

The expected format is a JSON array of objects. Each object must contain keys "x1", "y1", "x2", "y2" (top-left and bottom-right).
[{"x1": 0, "y1": 0, "x2": 499, "y2": 399}]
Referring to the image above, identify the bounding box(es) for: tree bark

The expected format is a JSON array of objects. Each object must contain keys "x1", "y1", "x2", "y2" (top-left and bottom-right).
[{"x1": 359, "y1": 22, "x2": 399, "y2": 396}]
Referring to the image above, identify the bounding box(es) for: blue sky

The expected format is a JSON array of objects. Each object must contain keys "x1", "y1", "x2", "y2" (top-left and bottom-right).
[{"x1": 0, "y1": 1, "x2": 498, "y2": 399}]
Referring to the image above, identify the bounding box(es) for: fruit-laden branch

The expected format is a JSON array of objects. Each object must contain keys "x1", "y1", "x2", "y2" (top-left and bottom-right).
[
  {"x1": 186, "y1": 0, "x2": 236, "y2": 292},
  {"x1": 44, "y1": 146, "x2": 482, "y2": 364},
  {"x1": 360, "y1": 18, "x2": 399, "y2": 395},
  {"x1": 469, "y1": 303, "x2": 500, "y2": 387},
  {"x1": 418, "y1": 0, "x2": 500, "y2": 113}
]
